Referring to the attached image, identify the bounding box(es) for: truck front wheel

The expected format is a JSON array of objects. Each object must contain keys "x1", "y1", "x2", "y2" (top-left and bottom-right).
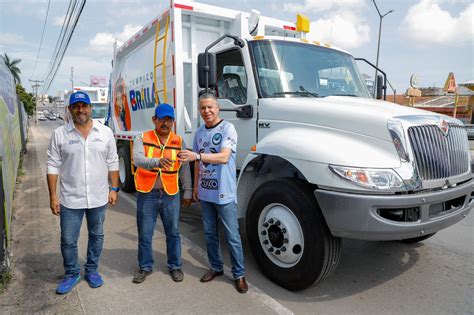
[
  {"x1": 246, "y1": 179, "x2": 341, "y2": 291},
  {"x1": 118, "y1": 144, "x2": 135, "y2": 192}
]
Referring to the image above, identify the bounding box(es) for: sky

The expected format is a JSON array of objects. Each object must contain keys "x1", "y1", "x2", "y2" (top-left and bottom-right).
[{"x1": 0, "y1": 0, "x2": 472, "y2": 96}]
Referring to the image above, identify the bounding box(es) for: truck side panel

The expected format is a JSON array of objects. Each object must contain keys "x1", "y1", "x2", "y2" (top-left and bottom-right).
[
  {"x1": 110, "y1": 11, "x2": 175, "y2": 136},
  {"x1": 177, "y1": 10, "x2": 233, "y2": 146}
]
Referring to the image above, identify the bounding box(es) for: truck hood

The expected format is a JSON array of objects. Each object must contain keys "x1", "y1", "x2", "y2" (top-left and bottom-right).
[{"x1": 258, "y1": 96, "x2": 444, "y2": 141}]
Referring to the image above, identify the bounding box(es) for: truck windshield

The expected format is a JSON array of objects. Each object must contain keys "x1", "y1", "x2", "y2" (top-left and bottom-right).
[
  {"x1": 92, "y1": 103, "x2": 108, "y2": 119},
  {"x1": 250, "y1": 40, "x2": 371, "y2": 98}
]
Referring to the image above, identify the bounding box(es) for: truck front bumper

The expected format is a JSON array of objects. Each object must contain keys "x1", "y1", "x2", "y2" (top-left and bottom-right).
[{"x1": 315, "y1": 179, "x2": 473, "y2": 241}]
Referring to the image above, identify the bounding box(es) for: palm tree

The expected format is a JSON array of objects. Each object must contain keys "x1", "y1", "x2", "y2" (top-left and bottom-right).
[{"x1": 1, "y1": 53, "x2": 22, "y2": 84}]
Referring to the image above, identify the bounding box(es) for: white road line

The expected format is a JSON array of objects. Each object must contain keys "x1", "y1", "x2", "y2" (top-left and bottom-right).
[{"x1": 119, "y1": 191, "x2": 294, "y2": 315}]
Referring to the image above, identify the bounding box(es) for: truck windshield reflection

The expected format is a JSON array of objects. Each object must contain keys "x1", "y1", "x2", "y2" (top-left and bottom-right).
[{"x1": 250, "y1": 40, "x2": 371, "y2": 99}]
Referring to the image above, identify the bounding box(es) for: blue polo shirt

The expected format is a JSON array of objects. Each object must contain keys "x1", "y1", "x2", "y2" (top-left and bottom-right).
[{"x1": 193, "y1": 120, "x2": 237, "y2": 205}]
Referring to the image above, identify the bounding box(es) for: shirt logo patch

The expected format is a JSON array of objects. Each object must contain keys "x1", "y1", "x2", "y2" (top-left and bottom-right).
[
  {"x1": 202, "y1": 169, "x2": 217, "y2": 176},
  {"x1": 212, "y1": 133, "x2": 222, "y2": 145},
  {"x1": 201, "y1": 179, "x2": 219, "y2": 190},
  {"x1": 171, "y1": 140, "x2": 179, "y2": 145},
  {"x1": 69, "y1": 140, "x2": 80, "y2": 145},
  {"x1": 92, "y1": 137, "x2": 103, "y2": 142}
]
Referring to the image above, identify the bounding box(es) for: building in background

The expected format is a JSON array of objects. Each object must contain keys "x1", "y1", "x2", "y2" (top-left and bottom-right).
[{"x1": 387, "y1": 73, "x2": 473, "y2": 125}]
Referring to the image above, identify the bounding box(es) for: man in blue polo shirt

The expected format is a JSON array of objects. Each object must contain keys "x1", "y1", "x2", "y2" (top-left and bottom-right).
[{"x1": 179, "y1": 93, "x2": 247, "y2": 293}]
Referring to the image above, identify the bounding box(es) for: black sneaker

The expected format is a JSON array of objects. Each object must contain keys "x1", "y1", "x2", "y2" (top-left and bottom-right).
[
  {"x1": 133, "y1": 269, "x2": 152, "y2": 284},
  {"x1": 169, "y1": 269, "x2": 184, "y2": 282}
]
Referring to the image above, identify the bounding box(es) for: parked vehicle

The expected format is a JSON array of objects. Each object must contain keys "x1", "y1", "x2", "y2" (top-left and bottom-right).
[
  {"x1": 106, "y1": 1, "x2": 473, "y2": 291},
  {"x1": 466, "y1": 124, "x2": 474, "y2": 140},
  {"x1": 37, "y1": 113, "x2": 47, "y2": 121},
  {"x1": 64, "y1": 86, "x2": 109, "y2": 124}
]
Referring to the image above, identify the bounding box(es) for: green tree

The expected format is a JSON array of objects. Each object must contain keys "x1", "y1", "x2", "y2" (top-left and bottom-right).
[
  {"x1": 1, "y1": 52, "x2": 22, "y2": 84},
  {"x1": 16, "y1": 84, "x2": 35, "y2": 116}
]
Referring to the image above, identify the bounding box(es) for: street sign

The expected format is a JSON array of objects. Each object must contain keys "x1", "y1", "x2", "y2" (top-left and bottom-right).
[{"x1": 443, "y1": 72, "x2": 457, "y2": 93}]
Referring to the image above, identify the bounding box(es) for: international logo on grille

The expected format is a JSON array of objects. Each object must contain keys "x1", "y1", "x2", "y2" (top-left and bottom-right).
[{"x1": 439, "y1": 119, "x2": 449, "y2": 136}]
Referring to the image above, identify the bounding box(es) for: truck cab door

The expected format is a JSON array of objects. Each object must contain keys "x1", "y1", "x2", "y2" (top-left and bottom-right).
[{"x1": 214, "y1": 46, "x2": 258, "y2": 169}]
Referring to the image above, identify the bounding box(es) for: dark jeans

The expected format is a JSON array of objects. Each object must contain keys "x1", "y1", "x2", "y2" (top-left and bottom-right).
[
  {"x1": 60, "y1": 204, "x2": 107, "y2": 276},
  {"x1": 200, "y1": 200, "x2": 245, "y2": 279},
  {"x1": 137, "y1": 190, "x2": 181, "y2": 271}
]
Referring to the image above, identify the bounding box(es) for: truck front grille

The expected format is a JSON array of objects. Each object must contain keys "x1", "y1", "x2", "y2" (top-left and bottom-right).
[{"x1": 408, "y1": 124, "x2": 469, "y2": 180}]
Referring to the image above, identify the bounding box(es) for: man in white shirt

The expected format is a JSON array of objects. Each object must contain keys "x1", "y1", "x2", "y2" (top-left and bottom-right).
[{"x1": 47, "y1": 91, "x2": 119, "y2": 294}]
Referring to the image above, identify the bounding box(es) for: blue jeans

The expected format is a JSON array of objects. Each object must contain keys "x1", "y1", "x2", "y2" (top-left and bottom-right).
[
  {"x1": 60, "y1": 204, "x2": 107, "y2": 276},
  {"x1": 137, "y1": 190, "x2": 181, "y2": 271},
  {"x1": 200, "y1": 200, "x2": 245, "y2": 279}
]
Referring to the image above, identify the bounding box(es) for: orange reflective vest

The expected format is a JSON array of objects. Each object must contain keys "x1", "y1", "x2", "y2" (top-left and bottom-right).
[{"x1": 134, "y1": 130, "x2": 182, "y2": 195}]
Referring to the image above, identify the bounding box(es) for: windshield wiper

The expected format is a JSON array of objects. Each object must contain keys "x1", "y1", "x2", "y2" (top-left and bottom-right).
[
  {"x1": 332, "y1": 94, "x2": 358, "y2": 97},
  {"x1": 272, "y1": 90, "x2": 320, "y2": 98},
  {"x1": 299, "y1": 85, "x2": 320, "y2": 98}
]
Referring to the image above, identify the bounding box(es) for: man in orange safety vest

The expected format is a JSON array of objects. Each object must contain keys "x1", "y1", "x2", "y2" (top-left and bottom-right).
[{"x1": 132, "y1": 103, "x2": 192, "y2": 284}]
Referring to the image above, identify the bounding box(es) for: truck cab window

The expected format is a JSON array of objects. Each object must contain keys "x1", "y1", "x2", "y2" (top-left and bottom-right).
[
  {"x1": 216, "y1": 49, "x2": 247, "y2": 104},
  {"x1": 250, "y1": 40, "x2": 371, "y2": 98}
]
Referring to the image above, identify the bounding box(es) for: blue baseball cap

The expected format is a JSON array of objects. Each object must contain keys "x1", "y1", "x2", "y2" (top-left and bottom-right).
[
  {"x1": 69, "y1": 91, "x2": 91, "y2": 106},
  {"x1": 155, "y1": 103, "x2": 175, "y2": 119}
]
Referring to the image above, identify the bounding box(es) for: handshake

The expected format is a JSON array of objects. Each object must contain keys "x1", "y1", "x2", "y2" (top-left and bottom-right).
[{"x1": 159, "y1": 150, "x2": 198, "y2": 169}]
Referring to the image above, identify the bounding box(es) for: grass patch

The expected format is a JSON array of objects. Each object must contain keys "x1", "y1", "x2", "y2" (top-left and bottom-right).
[{"x1": 0, "y1": 270, "x2": 11, "y2": 294}]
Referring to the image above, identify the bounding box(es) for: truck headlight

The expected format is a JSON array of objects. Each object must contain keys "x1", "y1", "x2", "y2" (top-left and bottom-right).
[{"x1": 329, "y1": 165, "x2": 405, "y2": 191}]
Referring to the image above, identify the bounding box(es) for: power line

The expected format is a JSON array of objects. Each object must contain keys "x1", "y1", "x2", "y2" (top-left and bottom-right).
[
  {"x1": 42, "y1": 0, "x2": 86, "y2": 94},
  {"x1": 42, "y1": 0, "x2": 77, "y2": 89},
  {"x1": 42, "y1": 0, "x2": 76, "y2": 81},
  {"x1": 44, "y1": 0, "x2": 85, "y2": 93},
  {"x1": 31, "y1": 0, "x2": 51, "y2": 79}
]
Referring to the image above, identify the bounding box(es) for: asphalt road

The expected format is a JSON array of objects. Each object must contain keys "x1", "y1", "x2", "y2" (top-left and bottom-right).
[{"x1": 11, "y1": 119, "x2": 474, "y2": 314}]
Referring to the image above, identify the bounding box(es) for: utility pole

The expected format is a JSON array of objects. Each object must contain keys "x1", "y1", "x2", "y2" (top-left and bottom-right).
[
  {"x1": 371, "y1": 0, "x2": 394, "y2": 96},
  {"x1": 70, "y1": 66, "x2": 74, "y2": 89},
  {"x1": 29, "y1": 79, "x2": 44, "y2": 124}
]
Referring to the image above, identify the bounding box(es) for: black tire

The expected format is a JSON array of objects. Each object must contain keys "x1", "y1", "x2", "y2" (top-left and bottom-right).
[
  {"x1": 118, "y1": 144, "x2": 135, "y2": 192},
  {"x1": 400, "y1": 232, "x2": 436, "y2": 244},
  {"x1": 246, "y1": 179, "x2": 341, "y2": 291}
]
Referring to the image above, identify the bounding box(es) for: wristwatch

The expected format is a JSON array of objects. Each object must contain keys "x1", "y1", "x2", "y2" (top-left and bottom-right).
[
  {"x1": 110, "y1": 187, "x2": 120, "y2": 192},
  {"x1": 196, "y1": 153, "x2": 201, "y2": 161}
]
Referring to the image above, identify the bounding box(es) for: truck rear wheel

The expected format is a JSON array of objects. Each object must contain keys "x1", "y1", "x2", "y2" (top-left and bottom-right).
[
  {"x1": 118, "y1": 144, "x2": 135, "y2": 192},
  {"x1": 400, "y1": 232, "x2": 436, "y2": 244},
  {"x1": 246, "y1": 179, "x2": 341, "y2": 291}
]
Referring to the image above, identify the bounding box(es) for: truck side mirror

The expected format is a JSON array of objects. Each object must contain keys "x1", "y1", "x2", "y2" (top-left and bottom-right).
[
  {"x1": 376, "y1": 74, "x2": 385, "y2": 100},
  {"x1": 198, "y1": 53, "x2": 217, "y2": 89}
]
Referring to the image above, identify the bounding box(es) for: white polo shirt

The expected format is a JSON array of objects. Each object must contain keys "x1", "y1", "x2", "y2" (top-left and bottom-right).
[{"x1": 47, "y1": 121, "x2": 119, "y2": 209}]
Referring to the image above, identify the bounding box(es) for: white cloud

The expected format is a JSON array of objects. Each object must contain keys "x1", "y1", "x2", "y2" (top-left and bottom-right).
[
  {"x1": 53, "y1": 15, "x2": 65, "y2": 26},
  {"x1": 0, "y1": 32, "x2": 26, "y2": 45},
  {"x1": 103, "y1": 2, "x2": 166, "y2": 27},
  {"x1": 284, "y1": 0, "x2": 365, "y2": 13},
  {"x1": 88, "y1": 24, "x2": 142, "y2": 54},
  {"x1": 307, "y1": 12, "x2": 370, "y2": 49},
  {"x1": 282, "y1": 0, "x2": 370, "y2": 49},
  {"x1": 7, "y1": 0, "x2": 49, "y2": 19},
  {"x1": 401, "y1": 0, "x2": 474, "y2": 45}
]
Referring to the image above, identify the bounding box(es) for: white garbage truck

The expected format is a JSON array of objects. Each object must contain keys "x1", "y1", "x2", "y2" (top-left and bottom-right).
[{"x1": 106, "y1": 1, "x2": 473, "y2": 291}]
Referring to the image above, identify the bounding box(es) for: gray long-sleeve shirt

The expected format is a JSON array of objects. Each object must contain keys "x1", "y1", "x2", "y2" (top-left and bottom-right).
[{"x1": 133, "y1": 133, "x2": 192, "y2": 199}]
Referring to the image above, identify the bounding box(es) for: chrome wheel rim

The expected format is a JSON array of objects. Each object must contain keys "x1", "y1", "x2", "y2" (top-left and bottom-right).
[{"x1": 257, "y1": 203, "x2": 304, "y2": 268}]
